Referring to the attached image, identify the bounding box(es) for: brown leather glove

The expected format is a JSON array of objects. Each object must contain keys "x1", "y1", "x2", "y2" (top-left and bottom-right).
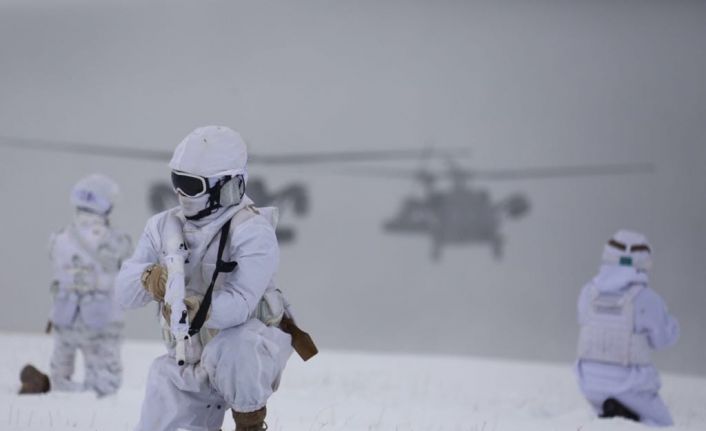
[
  {"x1": 141, "y1": 264, "x2": 168, "y2": 301},
  {"x1": 162, "y1": 296, "x2": 206, "y2": 323}
]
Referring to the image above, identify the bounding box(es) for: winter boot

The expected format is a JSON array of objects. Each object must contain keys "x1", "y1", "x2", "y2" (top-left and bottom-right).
[
  {"x1": 18, "y1": 364, "x2": 51, "y2": 395},
  {"x1": 232, "y1": 406, "x2": 267, "y2": 430},
  {"x1": 600, "y1": 398, "x2": 640, "y2": 422}
]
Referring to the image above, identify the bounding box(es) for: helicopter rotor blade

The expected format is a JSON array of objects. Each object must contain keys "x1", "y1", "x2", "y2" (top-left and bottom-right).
[
  {"x1": 337, "y1": 166, "x2": 432, "y2": 181},
  {"x1": 0, "y1": 136, "x2": 172, "y2": 161},
  {"x1": 468, "y1": 163, "x2": 655, "y2": 181},
  {"x1": 339, "y1": 162, "x2": 655, "y2": 182},
  {"x1": 249, "y1": 148, "x2": 470, "y2": 165},
  {"x1": 0, "y1": 135, "x2": 471, "y2": 165}
]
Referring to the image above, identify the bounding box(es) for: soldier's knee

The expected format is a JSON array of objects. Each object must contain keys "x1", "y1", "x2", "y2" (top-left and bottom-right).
[
  {"x1": 203, "y1": 323, "x2": 277, "y2": 385},
  {"x1": 204, "y1": 322, "x2": 262, "y2": 360}
]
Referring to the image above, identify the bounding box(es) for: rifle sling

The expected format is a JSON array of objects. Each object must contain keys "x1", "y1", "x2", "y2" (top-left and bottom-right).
[{"x1": 189, "y1": 219, "x2": 237, "y2": 336}]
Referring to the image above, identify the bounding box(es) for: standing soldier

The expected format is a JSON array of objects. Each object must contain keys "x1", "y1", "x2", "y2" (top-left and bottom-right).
[
  {"x1": 115, "y1": 126, "x2": 316, "y2": 431},
  {"x1": 19, "y1": 174, "x2": 132, "y2": 397},
  {"x1": 576, "y1": 230, "x2": 679, "y2": 426}
]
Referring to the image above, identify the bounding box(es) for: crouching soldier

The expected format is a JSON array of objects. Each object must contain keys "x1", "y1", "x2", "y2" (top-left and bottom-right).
[
  {"x1": 116, "y1": 126, "x2": 316, "y2": 431},
  {"x1": 19, "y1": 174, "x2": 132, "y2": 397},
  {"x1": 576, "y1": 230, "x2": 679, "y2": 427}
]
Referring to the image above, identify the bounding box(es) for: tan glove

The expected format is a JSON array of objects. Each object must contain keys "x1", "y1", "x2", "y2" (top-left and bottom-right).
[
  {"x1": 162, "y1": 296, "x2": 207, "y2": 323},
  {"x1": 141, "y1": 264, "x2": 168, "y2": 301}
]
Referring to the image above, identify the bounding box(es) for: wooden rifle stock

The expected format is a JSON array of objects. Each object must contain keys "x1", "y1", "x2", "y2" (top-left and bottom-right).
[{"x1": 279, "y1": 315, "x2": 318, "y2": 361}]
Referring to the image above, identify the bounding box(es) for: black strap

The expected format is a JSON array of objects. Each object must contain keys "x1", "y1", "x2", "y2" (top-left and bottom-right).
[
  {"x1": 189, "y1": 218, "x2": 238, "y2": 335},
  {"x1": 184, "y1": 176, "x2": 232, "y2": 221}
]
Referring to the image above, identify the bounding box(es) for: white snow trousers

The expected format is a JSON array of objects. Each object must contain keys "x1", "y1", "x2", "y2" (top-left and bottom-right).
[
  {"x1": 136, "y1": 319, "x2": 293, "y2": 431},
  {"x1": 50, "y1": 318, "x2": 123, "y2": 397}
]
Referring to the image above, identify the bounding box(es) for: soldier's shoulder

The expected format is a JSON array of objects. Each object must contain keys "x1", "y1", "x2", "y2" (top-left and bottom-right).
[
  {"x1": 230, "y1": 209, "x2": 277, "y2": 246},
  {"x1": 49, "y1": 226, "x2": 71, "y2": 244},
  {"x1": 145, "y1": 207, "x2": 180, "y2": 230},
  {"x1": 253, "y1": 206, "x2": 279, "y2": 228},
  {"x1": 47, "y1": 226, "x2": 74, "y2": 257},
  {"x1": 236, "y1": 207, "x2": 276, "y2": 232}
]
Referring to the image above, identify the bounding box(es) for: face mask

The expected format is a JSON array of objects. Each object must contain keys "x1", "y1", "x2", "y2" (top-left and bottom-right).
[
  {"x1": 74, "y1": 211, "x2": 108, "y2": 243},
  {"x1": 178, "y1": 193, "x2": 211, "y2": 218}
]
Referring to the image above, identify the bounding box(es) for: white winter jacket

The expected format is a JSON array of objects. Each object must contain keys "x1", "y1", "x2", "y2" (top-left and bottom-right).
[
  {"x1": 575, "y1": 265, "x2": 679, "y2": 396},
  {"x1": 116, "y1": 200, "x2": 279, "y2": 333}
]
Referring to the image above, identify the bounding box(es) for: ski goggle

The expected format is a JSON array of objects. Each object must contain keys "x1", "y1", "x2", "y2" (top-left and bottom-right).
[
  {"x1": 171, "y1": 171, "x2": 209, "y2": 198},
  {"x1": 607, "y1": 239, "x2": 651, "y2": 254}
]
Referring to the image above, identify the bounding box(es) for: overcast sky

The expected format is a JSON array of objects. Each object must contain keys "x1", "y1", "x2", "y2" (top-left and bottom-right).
[{"x1": 0, "y1": 0, "x2": 704, "y2": 375}]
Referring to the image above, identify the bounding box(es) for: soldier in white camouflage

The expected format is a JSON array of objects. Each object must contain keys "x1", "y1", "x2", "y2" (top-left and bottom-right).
[
  {"x1": 117, "y1": 126, "x2": 317, "y2": 431},
  {"x1": 575, "y1": 230, "x2": 679, "y2": 426},
  {"x1": 19, "y1": 174, "x2": 132, "y2": 397}
]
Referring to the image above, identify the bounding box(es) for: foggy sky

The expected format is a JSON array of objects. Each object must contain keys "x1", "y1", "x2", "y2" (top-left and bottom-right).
[{"x1": 0, "y1": 0, "x2": 704, "y2": 375}]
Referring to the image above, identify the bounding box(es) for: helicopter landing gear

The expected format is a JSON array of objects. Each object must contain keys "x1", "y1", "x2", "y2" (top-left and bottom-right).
[
  {"x1": 491, "y1": 235, "x2": 504, "y2": 260},
  {"x1": 431, "y1": 244, "x2": 443, "y2": 262},
  {"x1": 275, "y1": 226, "x2": 296, "y2": 243},
  {"x1": 430, "y1": 236, "x2": 443, "y2": 262}
]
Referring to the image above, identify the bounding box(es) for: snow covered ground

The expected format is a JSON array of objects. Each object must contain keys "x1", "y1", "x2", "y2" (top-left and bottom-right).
[{"x1": 1, "y1": 332, "x2": 704, "y2": 431}]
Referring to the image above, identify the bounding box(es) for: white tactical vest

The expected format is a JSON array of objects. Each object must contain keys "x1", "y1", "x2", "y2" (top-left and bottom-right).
[
  {"x1": 49, "y1": 224, "x2": 131, "y2": 329},
  {"x1": 577, "y1": 284, "x2": 652, "y2": 366}
]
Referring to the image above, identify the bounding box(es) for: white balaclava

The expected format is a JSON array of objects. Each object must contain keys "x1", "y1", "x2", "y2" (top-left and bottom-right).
[
  {"x1": 169, "y1": 126, "x2": 248, "y2": 223},
  {"x1": 601, "y1": 229, "x2": 653, "y2": 271},
  {"x1": 70, "y1": 174, "x2": 119, "y2": 244}
]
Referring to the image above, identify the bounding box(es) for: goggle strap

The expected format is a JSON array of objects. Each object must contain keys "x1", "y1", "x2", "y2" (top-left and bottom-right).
[{"x1": 183, "y1": 175, "x2": 238, "y2": 221}]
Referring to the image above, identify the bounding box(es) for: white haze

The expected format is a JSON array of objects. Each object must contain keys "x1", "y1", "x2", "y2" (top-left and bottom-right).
[{"x1": 0, "y1": 0, "x2": 704, "y2": 375}]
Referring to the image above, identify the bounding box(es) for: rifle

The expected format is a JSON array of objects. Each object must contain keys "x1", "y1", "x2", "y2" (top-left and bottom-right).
[{"x1": 162, "y1": 214, "x2": 190, "y2": 366}]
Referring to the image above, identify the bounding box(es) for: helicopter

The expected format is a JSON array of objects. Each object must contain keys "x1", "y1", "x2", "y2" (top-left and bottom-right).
[
  {"x1": 0, "y1": 135, "x2": 468, "y2": 244},
  {"x1": 353, "y1": 160, "x2": 654, "y2": 261}
]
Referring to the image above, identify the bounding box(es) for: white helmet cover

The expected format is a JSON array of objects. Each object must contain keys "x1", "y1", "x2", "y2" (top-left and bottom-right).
[
  {"x1": 169, "y1": 126, "x2": 248, "y2": 220},
  {"x1": 601, "y1": 229, "x2": 653, "y2": 271},
  {"x1": 169, "y1": 125, "x2": 248, "y2": 179},
  {"x1": 70, "y1": 174, "x2": 119, "y2": 215}
]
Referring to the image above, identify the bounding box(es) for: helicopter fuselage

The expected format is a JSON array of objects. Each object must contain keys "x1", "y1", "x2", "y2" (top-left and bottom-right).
[{"x1": 384, "y1": 187, "x2": 505, "y2": 259}]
